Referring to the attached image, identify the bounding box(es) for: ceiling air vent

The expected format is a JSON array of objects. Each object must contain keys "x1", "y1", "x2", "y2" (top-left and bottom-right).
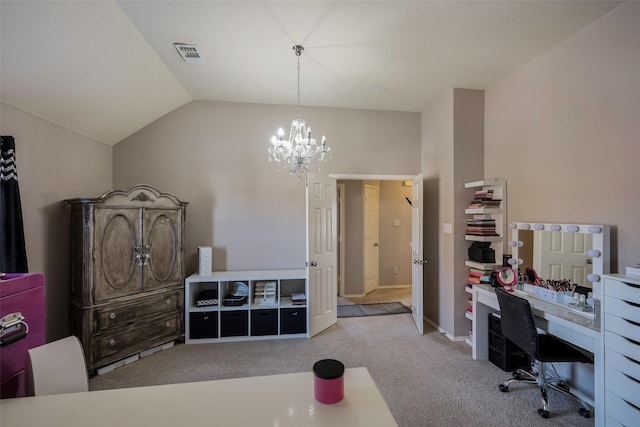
[{"x1": 173, "y1": 43, "x2": 205, "y2": 64}]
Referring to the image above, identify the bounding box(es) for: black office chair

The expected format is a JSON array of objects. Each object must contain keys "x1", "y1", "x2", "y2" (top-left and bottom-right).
[{"x1": 494, "y1": 288, "x2": 593, "y2": 419}]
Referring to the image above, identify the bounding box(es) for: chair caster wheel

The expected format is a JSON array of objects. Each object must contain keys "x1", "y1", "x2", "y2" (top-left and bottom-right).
[
  {"x1": 538, "y1": 409, "x2": 549, "y2": 418},
  {"x1": 512, "y1": 371, "x2": 522, "y2": 380},
  {"x1": 498, "y1": 384, "x2": 508, "y2": 392},
  {"x1": 579, "y1": 408, "x2": 591, "y2": 418}
]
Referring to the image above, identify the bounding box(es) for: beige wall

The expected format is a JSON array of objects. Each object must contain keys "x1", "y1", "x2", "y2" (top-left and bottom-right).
[
  {"x1": 420, "y1": 89, "x2": 484, "y2": 338},
  {"x1": 113, "y1": 101, "x2": 421, "y2": 275},
  {"x1": 484, "y1": 1, "x2": 640, "y2": 272},
  {"x1": 453, "y1": 89, "x2": 485, "y2": 338},
  {"x1": 378, "y1": 180, "x2": 412, "y2": 286},
  {"x1": 0, "y1": 102, "x2": 112, "y2": 341},
  {"x1": 342, "y1": 180, "x2": 364, "y2": 295}
]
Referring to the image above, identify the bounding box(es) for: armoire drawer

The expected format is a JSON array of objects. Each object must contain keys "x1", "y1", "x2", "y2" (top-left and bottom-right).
[
  {"x1": 95, "y1": 290, "x2": 182, "y2": 332},
  {"x1": 95, "y1": 314, "x2": 181, "y2": 360}
]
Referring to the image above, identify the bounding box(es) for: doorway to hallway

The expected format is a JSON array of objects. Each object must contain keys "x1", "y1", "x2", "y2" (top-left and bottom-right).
[{"x1": 336, "y1": 178, "x2": 412, "y2": 303}]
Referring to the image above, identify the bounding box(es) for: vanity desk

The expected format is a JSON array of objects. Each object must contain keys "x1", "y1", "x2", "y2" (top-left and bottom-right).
[{"x1": 472, "y1": 222, "x2": 610, "y2": 426}]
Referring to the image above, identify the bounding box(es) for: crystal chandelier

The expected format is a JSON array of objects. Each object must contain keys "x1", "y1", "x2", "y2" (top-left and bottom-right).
[{"x1": 269, "y1": 45, "x2": 330, "y2": 179}]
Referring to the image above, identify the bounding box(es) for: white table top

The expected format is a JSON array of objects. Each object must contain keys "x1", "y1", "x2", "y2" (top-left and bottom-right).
[
  {"x1": 474, "y1": 284, "x2": 599, "y2": 331},
  {"x1": 0, "y1": 367, "x2": 398, "y2": 427}
]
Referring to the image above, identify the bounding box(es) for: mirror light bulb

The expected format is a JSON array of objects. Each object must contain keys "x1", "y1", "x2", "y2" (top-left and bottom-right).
[
  {"x1": 509, "y1": 241, "x2": 517, "y2": 247},
  {"x1": 567, "y1": 225, "x2": 580, "y2": 232},
  {"x1": 550, "y1": 225, "x2": 561, "y2": 232},
  {"x1": 520, "y1": 224, "x2": 530, "y2": 230},
  {"x1": 588, "y1": 225, "x2": 602, "y2": 234},
  {"x1": 508, "y1": 223, "x2": 517, "y2": 229},
  {"x1": 518, "y1": 258, "x2": 524, "y2": 265},
  {"x1": 587, "y1": 273, "x2": 600, "y2": 283},
  {"x1": 534, "y1": 224, "x2": 545, "y2": 230},
  {"x1": 508, "y1": 258, "x2": 517, "y2": 266},
  {"x1": 587, "y1": 249, "x2": 601, "y2": 258}
]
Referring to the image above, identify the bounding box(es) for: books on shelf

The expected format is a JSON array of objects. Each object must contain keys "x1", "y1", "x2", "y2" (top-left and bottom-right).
[
  {"x1": 291, "y1": 292, "x2": 307, "y2": 305},
  {"x1": 466, "y1": 216, "x2": 498, "y2": 236},
  {"x1": 467, "y1": 263, "x2": 496, "y2": 286}
]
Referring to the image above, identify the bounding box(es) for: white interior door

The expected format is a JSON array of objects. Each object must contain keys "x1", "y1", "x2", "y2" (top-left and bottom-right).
[
  {"x1": 307, "y1": 173, "x2": 338, "y2": 337},
  {"x1": 411, "y1": 174, "x2": 424, "y2": 334},
  {"x1": 363, "y1": 184, "x2": 379, "y2": 295},
  {"x1": 534, "y1": 231, "x2": 592, "y2": 285}
]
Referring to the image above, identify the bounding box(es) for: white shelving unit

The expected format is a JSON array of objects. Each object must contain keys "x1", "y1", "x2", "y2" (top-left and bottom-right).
[
  {"x1": 463, "y1": 179, "x2": 507, "y2": 346},
  {"x1": 184, "y1": 269, "x2": 307, "y2": 344}
]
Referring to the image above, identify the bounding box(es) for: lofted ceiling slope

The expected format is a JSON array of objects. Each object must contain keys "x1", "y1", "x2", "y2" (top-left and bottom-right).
[{"x1": 0, "y1": 1, "x2": 623, "y2": 145}]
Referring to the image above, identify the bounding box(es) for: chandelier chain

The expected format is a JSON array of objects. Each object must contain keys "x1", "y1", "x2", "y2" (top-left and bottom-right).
[
  {"x1": 297, "y1": 50, "x2": 301, "y2": 121},
  {"x1": 268, "y1": 44, "x2": 330, "y2": 179}
]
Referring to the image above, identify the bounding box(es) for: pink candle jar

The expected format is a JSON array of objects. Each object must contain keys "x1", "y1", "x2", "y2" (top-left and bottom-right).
[{"x1": 313, "y1": 359, "x2": 345, "y2": 404}]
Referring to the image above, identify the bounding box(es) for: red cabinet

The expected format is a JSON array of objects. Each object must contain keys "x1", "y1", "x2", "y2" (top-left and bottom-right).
[{"x1": 0, "y1": 273, "x2": 45, "y2": 398}]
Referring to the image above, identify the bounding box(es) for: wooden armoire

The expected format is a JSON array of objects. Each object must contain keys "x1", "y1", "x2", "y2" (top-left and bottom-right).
[{"x1": 66, "y1": 184, "x2": 187, "y2": 373}]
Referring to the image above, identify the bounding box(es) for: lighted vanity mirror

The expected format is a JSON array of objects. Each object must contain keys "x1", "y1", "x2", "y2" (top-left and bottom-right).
[{"x1": 507, "y1": 222, "x2": 610, "y2": 291}]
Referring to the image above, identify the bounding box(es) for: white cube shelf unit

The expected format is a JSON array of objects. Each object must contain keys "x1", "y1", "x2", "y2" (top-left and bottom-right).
[{"x1": 184, "y1": 269, "x2": 307, "y2": 344}]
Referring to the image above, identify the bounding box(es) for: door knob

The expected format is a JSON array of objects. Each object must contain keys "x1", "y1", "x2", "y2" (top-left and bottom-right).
[
  {"x1": 374, "y1": 243, "x2": 379, "y2": 247},
  {"x1": 310, "y1": 261, "x2": 318, "y2": 267}
]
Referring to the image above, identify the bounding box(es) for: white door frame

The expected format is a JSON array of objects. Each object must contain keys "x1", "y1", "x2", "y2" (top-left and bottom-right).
[
  {"x1": 330, "y1": 173, "x2": 423, "y2": 333},
  {"x1": 337, "y1": 183, "x2": 346, "y2": 297},
  {"x1": 363, "y1": 183, "x2": 379, "y2": 295}
]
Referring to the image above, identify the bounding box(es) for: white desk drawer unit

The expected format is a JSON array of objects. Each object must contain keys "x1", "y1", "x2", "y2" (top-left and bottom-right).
[{"x1": 603, "y1": 275, "x2": 640, "y2": 426}]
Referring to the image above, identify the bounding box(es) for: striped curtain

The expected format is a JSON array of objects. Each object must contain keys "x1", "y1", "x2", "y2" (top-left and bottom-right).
[{"x1": 0, "y1": 135, "x2": 28, "y2": 272}]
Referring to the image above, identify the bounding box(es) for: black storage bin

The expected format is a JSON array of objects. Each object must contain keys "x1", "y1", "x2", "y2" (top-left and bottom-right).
[
  {"x1": 488, "y1": 313, "x2": 530, "y2": 371},
  {"x1": 221, "y1": 310, "x2": 249, "y2": 337},
  {"x1": 251, "y1": 309, "x2": 278, "y2": 336},
  {"x1": 280, "y1": 307, "x2": 306, "y2": 334},
  {"x1": 190, "y1": 311, "x2": 218, "y2": 339}
]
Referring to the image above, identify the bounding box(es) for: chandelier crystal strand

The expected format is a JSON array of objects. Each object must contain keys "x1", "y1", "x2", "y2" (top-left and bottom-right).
[{"x1": 268, "y1": 45, "x2": 330, "y2": 179}]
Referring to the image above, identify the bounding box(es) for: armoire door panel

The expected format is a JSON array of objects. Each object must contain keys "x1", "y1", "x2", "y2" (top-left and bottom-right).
[
  {"x1": 94, "y1": 208, "x2": 142, "y2": 302},
  {"x1": 143, "y1": 209, "x2": 182, "y2": 291}
]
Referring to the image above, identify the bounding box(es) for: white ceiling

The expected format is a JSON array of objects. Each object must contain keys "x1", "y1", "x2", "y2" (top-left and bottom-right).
[{"x1": 0, "y1": 1, "x2": 623, "y2": 145}]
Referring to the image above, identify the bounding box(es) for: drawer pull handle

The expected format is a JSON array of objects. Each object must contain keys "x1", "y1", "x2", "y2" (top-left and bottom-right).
[
  {"x1": 109, "y1": 339, "x2": 115, "y2": 346},
  {"x1": 166, "y1": 299, "x2": 171, "y2": 305},
  {"x1": 166, "y1": 322, "x2": 171, "y2": 327},
  {"x1": 0, "y1": 312, "x2": 29, "y2": 348},
  {"x1": 109, "y1": 312, "x2": 116, "y2": 320}
]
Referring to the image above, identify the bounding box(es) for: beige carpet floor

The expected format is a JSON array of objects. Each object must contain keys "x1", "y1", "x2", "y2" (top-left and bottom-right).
[{"x1": 91, "y1": 313, "x2": 594, "y2": 427}]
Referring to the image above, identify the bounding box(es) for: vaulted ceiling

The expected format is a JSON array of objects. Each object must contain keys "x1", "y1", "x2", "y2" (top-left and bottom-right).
[{"x1": 0, "y1": 1, "x2": 622, "y2": 145}]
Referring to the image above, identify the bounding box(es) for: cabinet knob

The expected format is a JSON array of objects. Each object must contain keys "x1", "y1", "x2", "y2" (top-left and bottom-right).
[
  {"x1": 165, "y1": 322, "x2": 171, "y2": 327},
  {"x1": 109, "y1": 312, "x2": 116, "y2": 320},
  {"x1": 166, "y1": 299, "x2": 171, "y2": 305},
  {"x1": 109, "y1": 339, "x2": 115, "y2": 346}
]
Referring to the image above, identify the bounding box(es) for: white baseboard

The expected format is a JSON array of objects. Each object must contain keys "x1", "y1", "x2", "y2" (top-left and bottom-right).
[
  {"x1": 341, "y1": 293, "x2": 366, "y2": 298},
  {"x1": 423, "y1": 316, "x2": 467, "y2": 342}
]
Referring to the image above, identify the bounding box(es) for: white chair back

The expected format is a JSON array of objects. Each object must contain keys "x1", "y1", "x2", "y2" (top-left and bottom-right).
[{"x1": 26, "y1": 335, "x2": 88, "y2": 396}]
